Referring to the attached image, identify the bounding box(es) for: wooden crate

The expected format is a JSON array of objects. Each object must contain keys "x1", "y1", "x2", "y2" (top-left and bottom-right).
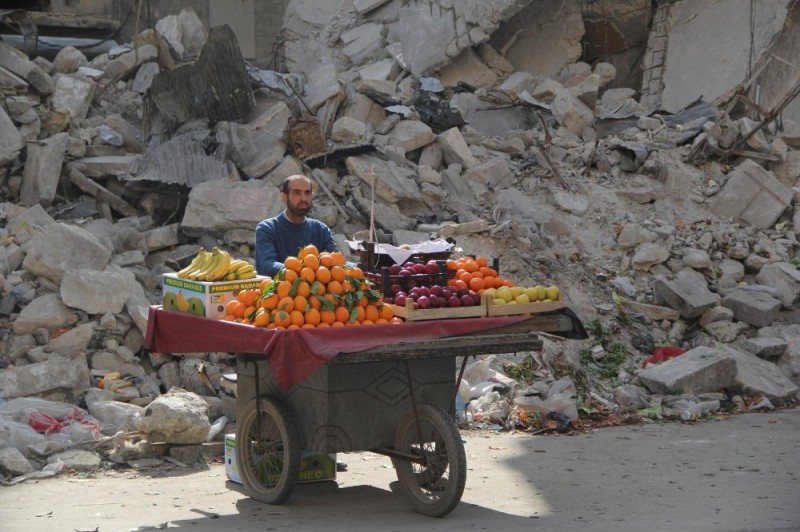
[
  {"x1": 389, "y1": 299, "x2": 486, "y2": 322},
  {"x1": 482, "y1": 291, "x2": 566, "y2": 317}
]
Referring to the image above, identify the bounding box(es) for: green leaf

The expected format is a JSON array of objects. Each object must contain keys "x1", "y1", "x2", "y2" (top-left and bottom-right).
[
  {"x1": 289, "y1": 278, "x2": 301, "y2": 297},
  {"x1": 349, "y1": 307, "x2": 359, "y2": 323}
]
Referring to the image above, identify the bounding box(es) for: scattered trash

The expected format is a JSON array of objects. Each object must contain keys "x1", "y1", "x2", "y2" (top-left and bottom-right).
[{"x1": 642, "y1": 347, "x2": 686, "y2": 368}]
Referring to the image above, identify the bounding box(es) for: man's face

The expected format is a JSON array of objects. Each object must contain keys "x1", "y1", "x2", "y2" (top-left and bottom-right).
[{"x1": 284, "y1": 179, "x2": 313, "y2": 218}]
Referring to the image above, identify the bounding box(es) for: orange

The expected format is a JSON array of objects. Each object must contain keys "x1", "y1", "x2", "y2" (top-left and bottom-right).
[
  {"x1": 476, "y1": 256, "x2": 489, "y2": 268},
  {"x1": 243, "y1": 305, "x2": 257, "y2": 320},
  {"x1": 225, "y1": 300, "x2": 241, "y2": 317},
  {"x1": 287, "y1": 324, "x2": 300, "y2": 330},
  {"x1": 330, "y1": 265, "x2": 346, "y2": 283},
  {"x1": 283, "y1": 268, "x2": 298, "y2": 283},
  {"x1": 341, "y1": 279, "x2": 355, "y2": 292},
  {"x1": 469, "y1": 277, "x2": 485, "y2": 291},
  {"x1": 303, "y1": 254, "x2": 319, "y2": 271},
  {"x1": 453, "y1": 279, "x2": 468, "y2": 290},
  {"x1": 304, "y1": 308, "x2": 321, "y2": 326},
  {"x1": 254, "y1": 309, "x2": 271, "y2": 327},
  {"x1": 277, "y1": 296, "x2": 295, "y2": 313},
  {"x1": 482, "y1": 277, "x2": 496, "y2": 289},
  {"x1": 458, "y1": 272, "x2": 473, "y2": 284},
  {"x1": 284, "y1": 256, "x2": 302, "y2": 272},
  {"x1": 357, "y1": 295, "x2": 369, "y2": 308},
  {"x1": 364, "y1": 304, "x2": 380, "y2": 322},
  {"x1": 289, "y1": 310, "x2": 305, "y2": 327},
  {"x1": 353, "y1": 306, "x2": 365, "y2": 323},
  {"x1": 361, "y1": 319, "x2": 374, "y2": 326},
  {"x1": 310, "y1": 280, "x2": 325, "y2": 296},
  {"x1": 293, "y1": 294, "x2": 309, "y2": 312},
  {"x1": 348, "y1": 266, "x2": 364, "y2": 279},
  {"x1": 330, "y1": 251, "x2": 346, "y2": 265},
  {"x1": 464, "y1": 260, "x2": 479, "y2": 272},
  {"x1": 261, "y1": 293, "x2": 279, "y2": 310},
  {"x1": 296, "y1": 281, "x2": 311, "y2": 298},
  {"x1": 300, "y1": 267, "x2": 315, "y2": 283},
  {"x1": 240, "y1": 289, "x2": 260, "y2": 307},
  {"x1": 301, "y1": 323, "x2": 316, "y2": 329},
  {"x1": 272, "y1": 310, "x2": 291, "y2": 328},
  {"x1": 259, "y1": 278, "x2": 272, "y2": 292},
  {"x1": 327, "y1": 280, "x2": 344, "y2": 295},
  {"x1": 502, "y1": 278, "x2": 515, "y2": 287},
  {"x1": 315, "y1": 266, "x2": 331, "y2": 284},
  {"x1": 331, "y1": 321, "x2": 345, "y2": 327},
  {"x1": 379, "y1": 304, "x2": 393, "y2": 321},
  {"x1": 320, "y1": 309, "x2": 336, "y2": 325},
  {"x1": 334, "y1": 306, "x2": 350, "y2": 324},
  {"x1": 319, "y1": 252, "x2": 335, "y2": 268},
  {"x1": 375, "y1": 318, "x2": 389, "y2": 325},
  {"x1": 309, "y1": 295, "x2": 322, "y2": 310},
  {"x1": 317, "y1": 322, "x2": 331, "y2": 328},
  {"x1": 446, "y1": 259, "x2": 458, "y2": 271},
  {"x1": 276, "y1": 280, "x2": 293, "y2": 299},
  {"x1": 298, "y1": 244, "x2": 319, "y2": 259},
  {"x1": 471, "y1": 271, "x2": 483, "y2": 279}
]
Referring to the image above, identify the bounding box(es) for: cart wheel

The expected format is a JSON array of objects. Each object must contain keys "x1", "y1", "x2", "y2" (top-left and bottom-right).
[
  {"x1": 392, "y1": 405, "x2": 466, "y2": 517},
  {"x1": 236, "y1": 397, "x2": 300, "y2": 505}
]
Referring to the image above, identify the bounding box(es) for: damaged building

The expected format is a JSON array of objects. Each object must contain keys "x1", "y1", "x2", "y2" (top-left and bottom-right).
[{"x1": 1, "y1": 0, "x2": 800, "y2": 478}]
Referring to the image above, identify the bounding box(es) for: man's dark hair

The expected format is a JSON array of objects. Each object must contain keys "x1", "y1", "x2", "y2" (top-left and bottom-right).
[{"x1": 281, "y1": 174, "x2": 311, "y2": 194}]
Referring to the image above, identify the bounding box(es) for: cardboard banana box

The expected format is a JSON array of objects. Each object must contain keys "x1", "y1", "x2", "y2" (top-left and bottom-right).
[{"x1": 162, "y1": 273, "x2": 268, "y2": 319}]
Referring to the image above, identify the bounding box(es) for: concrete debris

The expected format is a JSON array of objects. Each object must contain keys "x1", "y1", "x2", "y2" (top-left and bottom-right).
[{"x1": 2, "y1": 1, "x2": 800, "y2": 480}]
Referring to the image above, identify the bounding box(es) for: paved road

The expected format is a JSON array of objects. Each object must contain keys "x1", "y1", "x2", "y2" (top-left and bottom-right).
[{"x1": 3, "y1": 408, "x2": 799, "y2": 532}]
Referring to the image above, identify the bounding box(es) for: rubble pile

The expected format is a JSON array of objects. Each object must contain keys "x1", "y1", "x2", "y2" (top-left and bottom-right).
[{"x1": 2, "y1": 0, "x2": 800, "y2": 479}]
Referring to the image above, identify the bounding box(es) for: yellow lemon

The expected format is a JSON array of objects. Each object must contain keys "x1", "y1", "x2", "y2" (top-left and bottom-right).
[
  {"x1": 493, "y1": 298, "x2": 507, "y2": 305},
  {"x1": 496, "y1": 286, "x2": 513, "y2": 303},
  {"x1": 523, "y1": 287, "x2": 539, "y2": 301},
  {"x1": 535, "y1": 285, "x2": 547, "y2": 301},
  {"x1": 510, "y1": 286, "x2": 524, "y2": 299},
  {"x1": 515, "y1": 293, "x2": 530, "y2": 304},
  {"x1": 546, "y1": 285, "x2": 560, "y2": 301}
]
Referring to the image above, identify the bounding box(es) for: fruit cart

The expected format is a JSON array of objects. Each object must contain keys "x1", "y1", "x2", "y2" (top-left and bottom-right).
[{"x1": 144, "y1": 305, "x2": 587, "y2": 517}]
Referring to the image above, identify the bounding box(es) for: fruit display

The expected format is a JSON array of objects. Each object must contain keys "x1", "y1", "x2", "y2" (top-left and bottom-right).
[
  {"x1": 484, "y1": 285, "x2": 561, "y2": 306},
  {"x1": 445, "y1": 255, "x2": 515, "y2": 293},
  {"x1": 176, "y1": 247, "x2": 256, "y2": 282},
  {"x1": 386, "y1": 284, "x2": 482, "y2": 310},
  {"x1": 218, "y1": 245, "x2": 401, "y2": 328}
]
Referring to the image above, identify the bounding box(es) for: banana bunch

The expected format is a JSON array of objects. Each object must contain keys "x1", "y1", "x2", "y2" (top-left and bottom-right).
[
  {"x1": 176, "y1": 248, "x2": 256, "y2": 281},
  {"x1": 224, "y1": 259, "x2": 257, "y2": 280}
]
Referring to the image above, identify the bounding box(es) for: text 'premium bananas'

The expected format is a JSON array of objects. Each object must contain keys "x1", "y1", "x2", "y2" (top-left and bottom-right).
[{"x1": 176, "y1": 247, "x2": 256, "y2": 281}]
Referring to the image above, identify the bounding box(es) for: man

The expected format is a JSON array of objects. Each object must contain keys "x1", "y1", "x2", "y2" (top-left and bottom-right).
[{"x1": 255, "y1": 174, "x2": 336, "y2": 277}]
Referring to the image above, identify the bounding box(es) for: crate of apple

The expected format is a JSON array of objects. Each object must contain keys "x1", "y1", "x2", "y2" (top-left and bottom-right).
[
  {"x1": 391, "y1": 284, "x2": 482, "y2": 309},
  {"x1": 369, "y1": 260, "x2": 451, "y2": 298}
]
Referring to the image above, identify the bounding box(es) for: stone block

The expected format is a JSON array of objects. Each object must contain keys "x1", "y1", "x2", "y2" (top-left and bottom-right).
[
  {"x1": 721, "y1": 289, "x2": 781, "y2": 327},
  {"x1": 654, "y1": 268, "x2": 718, "y2": 318},
  {"x1": 711, "y1": 159, "x2": 791, "y2": 229}
]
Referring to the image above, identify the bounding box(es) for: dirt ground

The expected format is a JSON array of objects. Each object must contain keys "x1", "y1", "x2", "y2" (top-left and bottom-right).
[{"x1": 2, "y1": 408, "x2": 799, "y2": 532}]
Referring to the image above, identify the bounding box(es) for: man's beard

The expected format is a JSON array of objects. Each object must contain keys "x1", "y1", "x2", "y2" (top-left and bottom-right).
[{"x1": 286, "y1": 200, "x2": 311, "y2": 218}]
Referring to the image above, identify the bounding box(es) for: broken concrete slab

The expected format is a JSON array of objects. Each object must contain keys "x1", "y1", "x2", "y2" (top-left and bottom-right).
[
  {"x1": 60, "y1": 269, "x2": 130, "y2": 315},
  {"x1": 755, "y1": 262, "x2": 800, "y2": 308},
  {"x1": 711, "y1": 159, "x2": 792, "y2": 229},
  {"x1": 551, "y1": 87, "x2": 594, "y2": 135},
  {"x1": 389, "y1": 119, "x2": 435, "y2": 153},
  {"x1": 438, "y1": 127, "x2": 478, "y2": 169},
  {"x1": 146, "y1": 25, "x2": 254, "y2": 134},
  {"x1": 0, "y1": 352, "x2": 90, "y2": 400},
  {"x1": 0, "y1": 40, "x2": 54, "y2": 95},
  {"x1": 341, "y1": 22, "x2": 385, "y2": 65},
  {"x1": 724, "y1": 346, "x2": 800, "y2": 404},
  {"x1": 68, "y1": 155, "x2": 139, "y2": 179},
  {"x1": 11, "y1": 292, "x2": 80, "y2": 336},
  {"x1": 0, "y1": 105, "x2": 26, "y2": 167},
  {"x1": 740, "y1": 337, "x2": 787, "y2": 360},
  {"x1": 721, "y1": 289, "x2": 782, "y2": 327},
  {"x1": 305, "y1": 64, "x2": 344, "y2": 112},
  {"x1": 19, "y1": 133, "x2": 69, "y2": 207},
  {"x1": 68, "y1": 168, "x2": 138, "y2": 218},
  {"x1": 346, "y1": 155, "x2": 421, "y2": 203},
  {"x1": 654, "y1": 268, "x2": 719, "y2": 318},
  {"x1": 638, "y1": 345, "x2": 737, "y2": 395},
  {"x1": 658, "y1": 0, "x2": 789, "y2": 114},
  {"x1": 51, "y1": 74, "x2": 96, "y2": 121},
  {"x1": 450, "y1": 92, "x2": 538, "y2": 137},
  {"x1": 438, "y1": 48, "x2": 498, "y2": 90},
  {"x1": 21, "y1": 222, "x2": 112, "y2": 285},
  {"x1": 180, "y1": 179, "x2": 283, "y2": 237}
]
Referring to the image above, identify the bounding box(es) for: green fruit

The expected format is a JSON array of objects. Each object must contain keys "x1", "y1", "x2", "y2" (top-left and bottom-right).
[
  {"x1": 186, "y1": 297, "x2": 206, "y2": 316},
  {"x1": 163, "y1": 292, "x2": 178, "y2": 311}
]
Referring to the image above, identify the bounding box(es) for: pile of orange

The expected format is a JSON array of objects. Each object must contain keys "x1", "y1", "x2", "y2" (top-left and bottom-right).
[
  {"x1": 219, "y1": 245, "x2": 401, "y2": 329},
  {"x1": 446, "y1": 255, "x2": 514, "y2": 294}
]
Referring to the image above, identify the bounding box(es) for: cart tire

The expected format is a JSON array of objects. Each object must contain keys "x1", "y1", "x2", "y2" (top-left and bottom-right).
[
  {"x1": 236, "y1": 397, "x2": 300, "y2": 505},
  {"x1": 392, "y1": 405, "x2": 466, "y2": 517}
]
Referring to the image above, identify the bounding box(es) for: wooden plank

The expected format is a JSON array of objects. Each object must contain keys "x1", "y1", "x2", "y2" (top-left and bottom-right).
[
  {"x1": 389, "y1": 298, "x2": 485, "y2": 321},
  {"x1": 483, "y1": 292, "x2": 566, "y2": 317},
  {"x1": 330, "y1": 332, "x2": 543, "y2": 364}
]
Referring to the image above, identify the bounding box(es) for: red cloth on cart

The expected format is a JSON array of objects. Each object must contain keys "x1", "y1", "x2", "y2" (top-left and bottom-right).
[{"x1": 144, "y1": 306, "x2": 529, "y2": 392}]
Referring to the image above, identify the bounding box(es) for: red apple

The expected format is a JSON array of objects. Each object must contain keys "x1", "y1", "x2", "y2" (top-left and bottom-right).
[
  {"x1": 389, "y1": 264, "x2": 402, "y2": 275},
  {"x1": 448, "y1": 295, "x2": 461, "y2": 307}
]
